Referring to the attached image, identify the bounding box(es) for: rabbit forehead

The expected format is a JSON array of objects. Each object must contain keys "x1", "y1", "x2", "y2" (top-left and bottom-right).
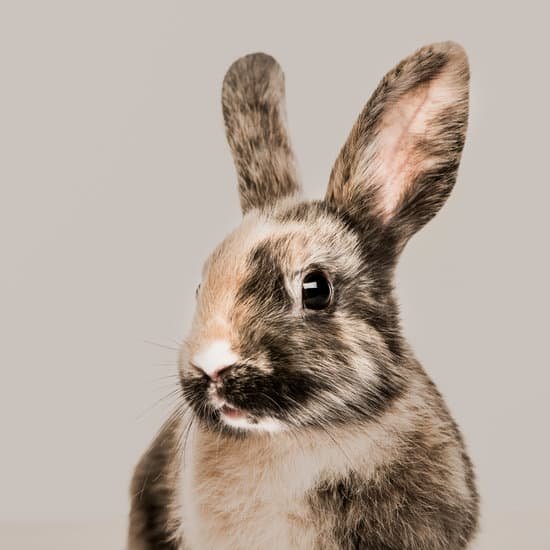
[
  {"x1": 206, "y1": 205, "x2": 360, "y2": 284},
  {"x1": 194, "y1": 204, "x2": 362, "y2": 329}
]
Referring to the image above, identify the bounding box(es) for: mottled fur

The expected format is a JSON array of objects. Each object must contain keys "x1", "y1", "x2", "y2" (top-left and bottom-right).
[
  {"x1": 129, "y1": 42, "x2": 479, "y2": 549},
  {"x1": 128, "y1": 416, "x2": 183, "y2": 550},
  {"x1": 222, "y1": 53, "x2": 301, "y2": 213}
]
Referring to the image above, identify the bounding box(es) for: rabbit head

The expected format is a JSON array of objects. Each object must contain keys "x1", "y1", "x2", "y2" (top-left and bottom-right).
[{"x1": 179, "y1": 42, "x2": 469, "y2": 434}]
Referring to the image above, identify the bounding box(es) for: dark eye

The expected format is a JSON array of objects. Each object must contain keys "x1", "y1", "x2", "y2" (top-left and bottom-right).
[
  {"x1": 195, "y1": 283, "x2": 201, "y2": 299},
  {"x1": 302, "y1": 271, "x2": 332, "y2": 310}
]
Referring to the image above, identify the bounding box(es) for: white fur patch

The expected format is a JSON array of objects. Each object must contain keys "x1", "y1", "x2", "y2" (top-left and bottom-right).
[
  {"x1": 221, "y1": 413, "x2": 284, "y2": 433},
  {"x1": 192, "y1": 340, "x2": 239, "y2": 378}
]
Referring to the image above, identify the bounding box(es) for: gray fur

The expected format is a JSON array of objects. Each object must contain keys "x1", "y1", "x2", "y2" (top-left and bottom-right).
[
  {"x1": 222, "y1": 53, "x2": 301, "y2": 213},
  {"x1": 128, "y1": 42, "x2": 479, "y2": 549}
]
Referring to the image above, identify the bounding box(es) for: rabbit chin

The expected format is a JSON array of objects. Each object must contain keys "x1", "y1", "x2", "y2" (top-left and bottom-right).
[{"x1": 219, "y1": 409, "x2": 284, "y2": 433}]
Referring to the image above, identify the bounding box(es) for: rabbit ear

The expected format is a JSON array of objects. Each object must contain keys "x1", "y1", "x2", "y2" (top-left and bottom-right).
[
  {"x1": 326, "y1": 42, "x2": 469, "y2": 251},
  {"x1": 222, "y1": 53, "x2": 301, "y2": 214}
]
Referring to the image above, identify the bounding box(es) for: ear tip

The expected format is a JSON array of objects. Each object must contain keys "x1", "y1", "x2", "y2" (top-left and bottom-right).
[
  {"x1": 432, "y1": 40, "x2": 466, "y2": 53},
  {"x1": 427, "y1": 41, "x2": 470, "y2": 79},
  {"x1": 222, "y1": 52, "x2": 284, "y2": 93},
  {"x1": 244, "y1": 51, "x2": 281, "y2": 66},
  {"x1": 229, "y1": 51, "x2": 281, "y2": 70}
]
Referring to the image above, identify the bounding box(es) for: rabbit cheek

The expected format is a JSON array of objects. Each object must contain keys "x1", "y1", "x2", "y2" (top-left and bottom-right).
[
  {"x1": 216, "y1": 366, "x2": 288, "y2": 417},
  {"x1": 181, "y1": 373, "x2": 214, "y2": 421}
]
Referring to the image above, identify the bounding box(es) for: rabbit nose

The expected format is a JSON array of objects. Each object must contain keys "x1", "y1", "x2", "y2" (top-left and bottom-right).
[
  {"x1": 191, "y1": 339, "x2": 240, "y2": 380},
  {"x1": 191, "y1": 361, "x2": 236, "y2": 381}
]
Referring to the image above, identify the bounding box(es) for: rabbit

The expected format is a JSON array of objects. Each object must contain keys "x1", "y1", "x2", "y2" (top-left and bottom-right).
[{"x1": 128, "y1": 41, "x2": 479, "y2": 550}]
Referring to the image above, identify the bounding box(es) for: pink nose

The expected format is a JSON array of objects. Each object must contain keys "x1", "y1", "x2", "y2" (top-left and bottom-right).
[
  {"x1": 191, "y1": 362, "x2": 235, "y2": 381},
  {"x1": 190, "y1": 340, "x2": 241, "y2": 380}
]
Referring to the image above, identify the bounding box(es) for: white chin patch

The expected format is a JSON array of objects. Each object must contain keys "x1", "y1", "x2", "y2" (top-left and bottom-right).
[{"x1": 220, "y1": 412, "x2": 283, "y2": 433}]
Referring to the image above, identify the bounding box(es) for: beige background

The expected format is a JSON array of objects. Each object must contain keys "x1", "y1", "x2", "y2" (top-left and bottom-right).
[{"x1": 1, "y1": 1, "x2": 549, "y2": 549}]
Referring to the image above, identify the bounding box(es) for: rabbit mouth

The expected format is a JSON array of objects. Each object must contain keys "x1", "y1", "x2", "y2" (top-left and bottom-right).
[
  {"x1": 181, "y1": 365, "x2": 301, "y2": 432},
  {"x1": 207, "y1": 391, "x2": 284, "y2": 432},
  {"x1": 210, "y1": 390, "x2": 249, "y2": 420},
  {"x1": 217, "y1": 402, "x2": 283, "y2": 432},
  {"x1": 219, "y1": 402, "x2": 246, "y2": 420}
]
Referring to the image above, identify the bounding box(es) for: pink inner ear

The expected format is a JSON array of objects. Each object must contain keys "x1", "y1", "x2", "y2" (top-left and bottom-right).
[{"x1": 370, "y1": 65, "x2": 461, "y2": 221}]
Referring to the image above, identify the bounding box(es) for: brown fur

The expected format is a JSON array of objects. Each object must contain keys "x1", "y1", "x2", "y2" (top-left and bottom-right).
[
  {"x1": 128, "y1": 42, "x2": 479, "y2": 549},
  {"x1": 222, "y1": 53, "x2": 301, "y2": 214}
]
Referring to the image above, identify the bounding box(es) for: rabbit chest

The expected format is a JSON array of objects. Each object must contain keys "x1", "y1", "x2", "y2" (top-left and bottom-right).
[{"x1": 178, "y1": 425, "x2": 374, "y2": 550}]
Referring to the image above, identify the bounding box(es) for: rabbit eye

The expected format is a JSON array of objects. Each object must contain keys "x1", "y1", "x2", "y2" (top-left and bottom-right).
[
  {"x1": 302, "y1": 271, "x2": 332, "y2": 310},
  {"x1": 195, "y1": 283, "x2": 201, "y2": 299}
]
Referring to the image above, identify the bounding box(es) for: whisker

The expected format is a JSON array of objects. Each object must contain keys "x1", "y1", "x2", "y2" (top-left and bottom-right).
[
  {"x1": 143, "y1": 339, "x2": 180, "y2": 352},
  {"x1": 135, "y1": 386, "x2": 184, "y2": 421}
]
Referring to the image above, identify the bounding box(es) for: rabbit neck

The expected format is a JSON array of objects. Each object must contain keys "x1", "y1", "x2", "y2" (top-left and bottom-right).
[{"x1": 177, "y1": 386, "x2": 423, "y2": 550}]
